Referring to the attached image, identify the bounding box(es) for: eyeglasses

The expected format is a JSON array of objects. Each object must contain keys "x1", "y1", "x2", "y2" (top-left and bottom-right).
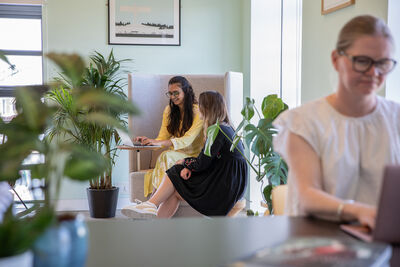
[
  {"x1": 165, "y1": 91, "x2": 180, "y2": 98},
  {"x1": 339, "y1": 51, "x2": 397, "y2": 75}
]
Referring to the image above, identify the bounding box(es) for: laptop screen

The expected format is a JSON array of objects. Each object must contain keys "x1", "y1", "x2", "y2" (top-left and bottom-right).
[{"x1": 373, "y1": 165, "x2": 400, "y2": 243}]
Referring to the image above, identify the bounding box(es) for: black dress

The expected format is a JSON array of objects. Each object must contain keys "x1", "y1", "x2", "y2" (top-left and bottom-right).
[{"x1": 166, "y1": 124, "x2": 248, "y2": 216}]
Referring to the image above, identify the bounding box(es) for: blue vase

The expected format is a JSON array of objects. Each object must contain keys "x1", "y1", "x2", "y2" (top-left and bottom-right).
[
  {"x1": 33, "y1": 214, "x2": 88, "y2": 267},
  {"x1": 61, "y1": 215, "x2": 88, "y2": 267},
  {"x1": 33, "y1": 223, "x2": 71, "y2": 267}
]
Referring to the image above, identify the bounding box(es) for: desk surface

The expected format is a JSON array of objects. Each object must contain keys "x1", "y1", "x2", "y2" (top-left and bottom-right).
[
  {"x1": 117, "y1": 145, "x2": 162, "y2": 151},
  {"x1": 86, "y1": 216, "x2": 390, "y2": 267}
]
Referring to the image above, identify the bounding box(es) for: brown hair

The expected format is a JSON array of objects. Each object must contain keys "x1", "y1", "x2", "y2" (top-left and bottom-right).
[
  {"x1": 336, "y1": 15, "x2": 394, "y2": 52},
  {"x1": 199, "y1": 91, "x2": 232, "y2": 139}
]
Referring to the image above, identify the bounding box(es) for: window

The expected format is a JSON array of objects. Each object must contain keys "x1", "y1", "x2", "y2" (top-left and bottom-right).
[
  {"x1": 0, "y1": 4, "x2": 43, "y2": 202},
  {"x1": 0, "y1": 4, "x2": 43, "y2": 119},
  {"x1": 248, "y1": 0, "x2": 302, "y2": 212}
]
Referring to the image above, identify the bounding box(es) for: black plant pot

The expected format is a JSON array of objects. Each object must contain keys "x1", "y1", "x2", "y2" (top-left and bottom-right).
[{"x1": 86, "y1": 187, "x2": 119, "y2": 218}]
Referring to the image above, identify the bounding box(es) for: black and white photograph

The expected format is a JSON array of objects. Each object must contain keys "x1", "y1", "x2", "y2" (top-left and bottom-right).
[{"x1": 108, "y1": 0, "x2": 180, "y2": 45}]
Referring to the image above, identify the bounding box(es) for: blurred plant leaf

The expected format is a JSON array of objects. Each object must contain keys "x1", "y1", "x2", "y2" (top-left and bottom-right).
[
  {"x1": 47, "y1": 53, "x2": 85, "y2": 88},
  {"x1": 204, "y1": 122, "x2": 220, "y2": 157},
  {"x1": 0, "y1": 207, "x2": 55, "y2": 257},
  {"x1": 14, "y1": 86, "x2": 50, "y2": 132},
  {"x1": 241, "y1": 97, "x2": 255, "y2": 121},
  {"x1": 75, "y1": 89, "x2": 140, "y2": 115},
  {"x1": 64, "y1": 145, "x2": 109, "y2": 181},
  {"x1": 263, "y1": 184, "x2": 273, "y2": 214},
  {"x1": 229, "y1": 135, "x2": 241, "y2": 153}
]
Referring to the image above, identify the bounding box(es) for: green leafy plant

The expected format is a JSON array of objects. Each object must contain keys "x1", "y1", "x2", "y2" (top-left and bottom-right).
[
  {"x1": 46, "y1": 50, "x2": 138, "y2": 189},
  {"x1": 0, "y1": 52, "x2": 138, "y2": 257},
  {"x1": 205, "y1": 95, "x2": 288, "y2": 214}
]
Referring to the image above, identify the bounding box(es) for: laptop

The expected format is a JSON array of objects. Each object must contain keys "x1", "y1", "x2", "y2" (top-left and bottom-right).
[
  {"x1": 116, "y1": 128, "x2": 161, "y2": 148},
  {"x1": 340, "y1": 165, "x2": 400, "y2": 244}
]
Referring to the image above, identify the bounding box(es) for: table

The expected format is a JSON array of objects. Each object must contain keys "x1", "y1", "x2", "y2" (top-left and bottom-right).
[
  {"x1": 117, "y1": 145, "x2": 161, "y2": 171},
  {"x1": 86, "y1": 216, "x2": 392, "y2": 267}
]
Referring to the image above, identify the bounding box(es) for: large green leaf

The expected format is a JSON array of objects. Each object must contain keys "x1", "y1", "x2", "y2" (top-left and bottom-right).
[
  {"x1": 262, "y1": 152, "x2": 288, "y2": 186},
  {"x1": 243, "y1": 119, "x2": 275, "y2": 156},
  {"x1": 204, "y1": 122, "x2": 220, "y2": 157},
  {"x1": 261, "y1": 94, "x2": 285, "y2": 121}
]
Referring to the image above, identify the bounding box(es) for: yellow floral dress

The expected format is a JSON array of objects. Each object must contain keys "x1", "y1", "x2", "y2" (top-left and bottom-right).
[{"x1": 143, "y1": 104, "x2": 204, "y2": 197}]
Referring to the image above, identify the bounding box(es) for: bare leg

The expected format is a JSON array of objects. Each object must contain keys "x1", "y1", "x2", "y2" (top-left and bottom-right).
[
  {"x1": 148, "y1": 174, "x2": 176, "y2": 206},
  {"x1": 157, "y1": 191, "x2": 184, "y2": 218}
]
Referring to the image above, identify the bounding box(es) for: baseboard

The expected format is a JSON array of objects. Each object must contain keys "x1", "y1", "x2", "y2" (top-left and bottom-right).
[{"x1": 56, "y1": 197, "x2": 131, "y2": 211}]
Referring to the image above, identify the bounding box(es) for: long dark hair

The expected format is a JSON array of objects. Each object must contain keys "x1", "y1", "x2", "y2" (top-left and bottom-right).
[{"x1": 167, "y1": 76, "x2": 197, "y2": 137}]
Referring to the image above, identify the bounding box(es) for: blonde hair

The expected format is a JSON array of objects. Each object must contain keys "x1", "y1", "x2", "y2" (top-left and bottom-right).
[
  {"x1": 336, "y1": 15, "x2": 394, "y2": 53},
  {"x1": 199, "y1": 91, "x2": 232, "y2": 139}
]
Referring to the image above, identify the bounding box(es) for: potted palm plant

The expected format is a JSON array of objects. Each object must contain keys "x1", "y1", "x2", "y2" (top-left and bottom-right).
[
  {"x1": 0, "y1": 52, "x2": 139, "y2": 265},
  {"x1": 205, "y1": 95, "x2": 288, "y2": 214},
  {"x1": 46, "y1": 50, "x2": 138, "y2": 218}
]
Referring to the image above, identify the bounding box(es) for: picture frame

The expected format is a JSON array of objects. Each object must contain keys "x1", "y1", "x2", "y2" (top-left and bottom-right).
[
  {"x1": 321, "y1": 0, "x2": 355, "y2": 15},
  {"x1": 108, "y1": 0, "x2": 181, "y2": 46}
]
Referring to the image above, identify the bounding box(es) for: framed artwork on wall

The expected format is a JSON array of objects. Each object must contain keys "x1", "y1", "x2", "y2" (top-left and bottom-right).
[
  {"x1": 108, "y1": 0, "x2": 181, "y2": 46},
  {"x1": 321, "y1": 0, "x2": 355, "y2": 15}
]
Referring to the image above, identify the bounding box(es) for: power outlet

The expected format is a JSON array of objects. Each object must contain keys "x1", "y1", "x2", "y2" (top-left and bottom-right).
[{"x1": 115, "y1": 182, "x2": 130, "y2": 195}]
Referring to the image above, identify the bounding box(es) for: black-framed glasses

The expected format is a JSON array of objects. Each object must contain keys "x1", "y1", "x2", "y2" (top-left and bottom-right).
[
  {"x1": 165, "y1": 91, "x2": 180, "y2": 98},
  {"x1": 339, "y1": 51, "x2": 397, "y2": 75}
]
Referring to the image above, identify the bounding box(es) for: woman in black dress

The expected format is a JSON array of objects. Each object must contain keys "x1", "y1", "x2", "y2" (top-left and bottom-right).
[{"x1": 123, "y1": 91, "x2": 248, "y2": 218}]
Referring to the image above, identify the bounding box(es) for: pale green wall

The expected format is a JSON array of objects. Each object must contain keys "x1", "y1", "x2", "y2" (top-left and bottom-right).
[
  {"x1": 43, "y1": 0, "x2": 245, "y2": 199},
  {"x1": 301, "y1": 0, "x2": 388, "y2": 103}
]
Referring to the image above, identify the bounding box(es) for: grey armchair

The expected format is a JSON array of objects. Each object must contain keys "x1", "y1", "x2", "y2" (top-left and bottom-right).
[{"x1": 127, "y1": 72, "x2": 244, "y2": 217}]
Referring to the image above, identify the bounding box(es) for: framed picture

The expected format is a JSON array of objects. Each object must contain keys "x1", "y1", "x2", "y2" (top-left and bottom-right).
[
  {"x1": 321, "y1": 0, "x2": 355, "y2": 15},
  {"x1": 108, "y1": 0, "x2": 181, "y2": 46}
]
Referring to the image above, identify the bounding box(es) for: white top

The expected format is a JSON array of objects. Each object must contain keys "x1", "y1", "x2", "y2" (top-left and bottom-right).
[{"x1": 273, "y1": 96, "x2": 400, "y2": 216}]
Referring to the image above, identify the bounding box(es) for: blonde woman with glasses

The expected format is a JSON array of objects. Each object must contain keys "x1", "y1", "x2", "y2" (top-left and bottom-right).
[
  {"x1": 273, "y1": 15, "x2": 399, "y2": 229},
  {"x1": 124, "y1": 91, "x2": 248, "y2": 218}
]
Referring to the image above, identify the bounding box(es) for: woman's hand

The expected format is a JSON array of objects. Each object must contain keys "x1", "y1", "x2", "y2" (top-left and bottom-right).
[
  {"x1": 135, "y1": 137, "x2": 172, "y2": 147},
  {"x1": 348, "y1": 202, "x2": 377, "y2": 230},
  {"x1": 134, "y1": 136, "x2": 148, "y2": 144},
  {"x1": 180, "y1": 168, "x2": 192, "y2": 180},
  {"x1": 175, "y1": 159, "x2": 184, "y2": 165}
]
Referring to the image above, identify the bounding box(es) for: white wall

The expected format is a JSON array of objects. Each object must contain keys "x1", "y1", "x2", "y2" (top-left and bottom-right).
[
  {"x1": 301, "y1": 0, "x2": 388, "y2": 104},
  {"x1": 43, "y1": 0, "x2": 245, "y2": 201}
]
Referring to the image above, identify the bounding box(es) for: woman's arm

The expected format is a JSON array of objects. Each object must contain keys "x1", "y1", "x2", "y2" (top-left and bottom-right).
[
  {"x1": 155, "y1": 106, "x2": 172, "y2": 141},
  {"x1": 286, "y1": 132, "x2": 376, "y2": 228},
  {"x1": 135, "y1": 106, "x2": 173, "y2": 146},
  {"x1": 183, "y1": 133, "x2": 225, "y2": 173}
]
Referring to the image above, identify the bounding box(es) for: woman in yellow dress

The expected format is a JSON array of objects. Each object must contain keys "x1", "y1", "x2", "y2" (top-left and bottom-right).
[{"x1": 135, "y1": 76, "x2": 204, "y2": 197}]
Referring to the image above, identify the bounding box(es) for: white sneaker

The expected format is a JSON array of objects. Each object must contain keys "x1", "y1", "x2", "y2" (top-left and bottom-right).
[{"x1": 121, "y1": 201, "x2": 158, "y2": 219}]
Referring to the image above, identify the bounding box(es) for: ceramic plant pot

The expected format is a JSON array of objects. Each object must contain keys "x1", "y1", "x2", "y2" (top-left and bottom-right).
[
  {"x1": 33, "y1": 214, "x2": 88, "y2": 267},
  {"x1": 87, "y1": 187, "x2": 119, "y2": 218}
]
